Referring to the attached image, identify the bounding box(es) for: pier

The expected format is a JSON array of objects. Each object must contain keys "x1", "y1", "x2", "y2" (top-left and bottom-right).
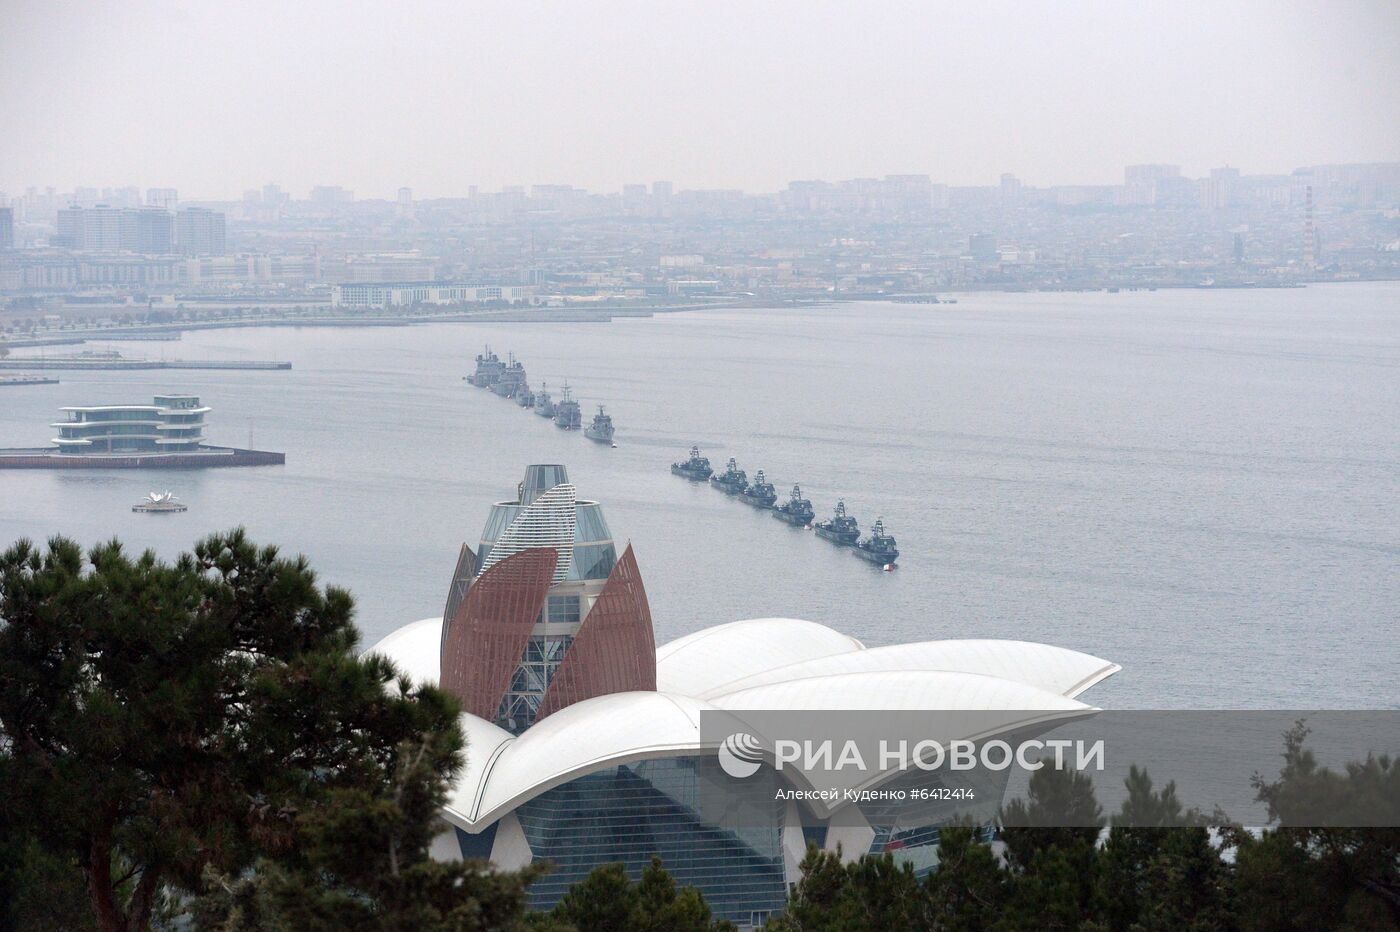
[
  {"x1": 0, "y1": 358, "x2": 291, "y2": 371},
  {"x1": 0, "y1": 446, "x2": 286, "y2": 469},
  {"x1": 0, "y1": 375, "x2": 60, "y2": 386}
]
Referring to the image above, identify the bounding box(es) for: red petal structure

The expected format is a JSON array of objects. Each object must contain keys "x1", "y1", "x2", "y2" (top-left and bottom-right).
[
  {"x1": 439, "y1": 542, "x2": 478, "y2": 654},
  {"x1": 440, "y1": 547, "x2": 557, "y2": 719},
  {"x1": 536, "y1": 544, "x2": 656, "y2": 720}
]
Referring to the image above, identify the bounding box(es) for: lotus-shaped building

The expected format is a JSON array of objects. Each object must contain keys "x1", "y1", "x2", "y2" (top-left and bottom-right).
[{"x1": 367, "y1": 465, "x2": 1119, "y2": 925}]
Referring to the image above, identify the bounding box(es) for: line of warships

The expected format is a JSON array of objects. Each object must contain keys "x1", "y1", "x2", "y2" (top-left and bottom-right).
[
  {"x1": 671, "y1": 446, "x2": 900, "y2": 567},
  {"x1": 467, "y1": 346, "x2": 615, "y2": 444}
]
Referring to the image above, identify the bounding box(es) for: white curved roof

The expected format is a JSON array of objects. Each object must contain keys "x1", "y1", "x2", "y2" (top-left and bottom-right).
[
  {"x1": 709, "y1": 670, "x2": 1090, "y2": 713},
  {"x1": 700, "y1": 639, "x2": 1119, "y2": 701},
  {"x1": 444, "y1": 691, "x2": 715, "y2": 829},
  {"x1": 362, "y1": 616, "x2": 443, "y2": 686},
  {"x1": 656, "y1": 617, "x2": 864, "y2": 697},
  {"x1": 365, "y1": 613, "x2": 1119, "y2": 833}
]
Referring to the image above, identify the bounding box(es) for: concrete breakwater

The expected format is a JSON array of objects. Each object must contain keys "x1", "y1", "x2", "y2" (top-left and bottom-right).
[
  {"x1": 0, "y1": 358, "x2": 291, "y2": 370},
  {"x1": 0, "y1": 446, "x2": 286, "y2": 469}
]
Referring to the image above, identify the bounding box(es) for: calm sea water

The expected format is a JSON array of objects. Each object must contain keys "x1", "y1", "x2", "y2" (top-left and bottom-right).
[{"x1": 2, "y1": 284, "x2": 1397, "y2": 708}]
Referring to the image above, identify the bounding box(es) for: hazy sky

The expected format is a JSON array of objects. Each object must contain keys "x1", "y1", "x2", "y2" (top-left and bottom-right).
[{"x1": 3, "y1": 0, "x2": 1398, "y2": 199}]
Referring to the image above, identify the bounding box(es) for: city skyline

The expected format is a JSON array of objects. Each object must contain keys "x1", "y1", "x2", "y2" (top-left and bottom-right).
[
  {"x1": 3, "y1": 0, "x2": 1398, "y2": 198},
  {"x1": 6, "y1": 158, "x2": 1397, "y2": 205}
]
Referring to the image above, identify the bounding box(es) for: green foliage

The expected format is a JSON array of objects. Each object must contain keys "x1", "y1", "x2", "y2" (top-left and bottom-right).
[
  {"x1": 1230, "y1": 722, "x2": 1400, "y2": 931},
  {"x1": 0, "y1": 530, "x2": 535, "y2": 932},
  {"x1": 4, "y1": 532, "x2": 1399, "y2": 931},
  {"x1": 923, "y1": 826, "x2": 1007, "y2": 931},
  {"x1": 764, "y1": 740, "x2": 1399, "y2": 932},
  {"x1": 546, "y1": 857, "x2": 733, "y2": 932}
]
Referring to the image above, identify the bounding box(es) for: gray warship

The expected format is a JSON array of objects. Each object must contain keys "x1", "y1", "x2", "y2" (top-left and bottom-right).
[
  {"x1": 772, "y1": 484, "x2": 815, "y2": 526},
  {"x1": 534, "y1": 382, "x2": 556, "y2": 418},
  {"x1": 710, "y1": 457, "x2": 748, "y2": 495},
  {"x1": 739, "y1": 469, "x2": 777, "y2": 508},
  {"x1": 492, "y1": 353, "x2": 527, "y2": 398},
  {"x1": 671, "y1": 446, "x2": 713, "y2": 481},
  {"x1": 585, "y1": 405, "x2": 615, "y2": 443},
  {"x1": 553, "y1": 384, "x2": 582, "y2": 430},
  {"x1": 470, "y1": 345, "x2": 504, "y2": 387},
  {"x1": 854, "y1": 518, "x2": 899, "y2": 566},
  {"x1": 815, "y1": 499, "x2": 860, "y2": 545}
]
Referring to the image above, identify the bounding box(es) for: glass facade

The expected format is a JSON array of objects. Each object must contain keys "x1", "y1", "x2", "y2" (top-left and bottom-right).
[
  {"x1": 512, "y1": 757, "x2": 786, "y2": 924},
  {"x1": 479, "y1": 501, "x2": 615, "y2": 584},
  {"x1": 52, "y1": 396, "x2": 207, "y2": 455},
  {"x1": 569, "y1": 543, "x2": 616, "y2": 581},
  {"x1": 495, "y1": 633, "x2": 574, "y2": 733}
]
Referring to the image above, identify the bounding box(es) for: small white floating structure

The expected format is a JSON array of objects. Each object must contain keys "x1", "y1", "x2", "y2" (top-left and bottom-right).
[{"x1": 132, "y1": 491, "x2": 188, "y2": 513}]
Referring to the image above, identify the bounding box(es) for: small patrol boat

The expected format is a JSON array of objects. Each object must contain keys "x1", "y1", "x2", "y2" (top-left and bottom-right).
[
  {"x1": 739, "y1": 469, "x2": 777, "y2": 508},
  {"x1": 671, "y1": 446, "x2": 713, "y2": 480},
  {"x1": 815, "y1": 499, "x2": 860, "y2": 545},
  {"x1": 710, "y1": 457, "x2": 748, "y2": 495},
  {"x1": 772, "y1": 484, "x2": 815, "y2": 526},
  {"x1": 854, "y1": 517, "x2": 900, "y2": 566}
]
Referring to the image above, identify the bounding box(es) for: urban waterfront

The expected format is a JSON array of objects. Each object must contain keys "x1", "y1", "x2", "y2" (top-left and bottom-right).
[{"x1": 1, "y1": 282, "x2": 1396, "y2": 710}]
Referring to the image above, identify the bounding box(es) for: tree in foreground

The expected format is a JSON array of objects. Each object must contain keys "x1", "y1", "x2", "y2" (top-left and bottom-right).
[
  {"x1": 1231, "y1": 721, "x2": 1400, "y2": 930},
  {"x1": 542, "y1": 856, "x2": 734, "y2": 932},
  {"x1": 0, "y1": 530, "x2": 537, "y2": 932}
]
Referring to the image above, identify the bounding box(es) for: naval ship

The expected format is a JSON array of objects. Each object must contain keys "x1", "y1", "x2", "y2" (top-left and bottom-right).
[
  {"x1": 470, "y1": 346, "x2": 504, "y2": 387},
  {"x1": 492, "y1": 353, "x2": 527, "y2": 398},
  {"x1": 671, "y1": 446, "x2": 713, "y2": 480},
  {"x1": 585, "y1": 405, "x2": 615, "y2": 443},
  {"x1": 516, "y1": 381, "x2": 536, "y2": 407},
  {"x1": 710, "y1": 457, "x2": 748, "y2": 495},
  {"x1": 815, "y1": 499, "x2": 860, "y2": 545},
  {"x1": 854, "y1": 518, "x2": 899, "y2": 566},
  {"x1": 553, "y1": 384, "x2": 582, "y2": 430},
  {"x1": 534, "y1": 382, "x2": 556, "y2": 418},
  {"x1": 739, "y1": 469, "x2": 777, "y2": 508},
  {"x1": 772, "y1": 484, "x2": 815, "y2": 526}
]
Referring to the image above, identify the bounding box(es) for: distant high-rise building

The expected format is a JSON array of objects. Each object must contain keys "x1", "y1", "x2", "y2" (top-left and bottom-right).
[
  {"x1": 131, "y1": 207, "x2": 174, "y2": 253},
  {"x1": 175, "y1": 207, "x2": 227, "y2": 256},
  {"x1": 0, "y1": 207, "x2": 13, "y2": 250},
  {"x1": 969, "y1": 232, "x2": 998, "y2": 263},
  {"x1": 145, "y1": 188, "x2": 178, "y2": 209},
  {"x1": 398, "y1": 187, "x2": 413, "y2": 207},
  {"x1": 54, "y1": 207, "x2": 82, "y2": 248},
  {"x1": 652, "y1": 180, "x2": 673, "y2": 199},
  {"x1": 55, "y1": 205, "x2": 123, "y2": 251},
  {"x1": 1124, "y1": 164, "x2": 1180, "y2": 186},
  {"x1": 262, "y1": 183, "x2": 288, "y2": 207},
  {"x1": 1123, "y1": 164, "x2": 1181, "y2": 207},
  {"x1": 310, "y1": 185, "x2": 354, "y2": 205},
  {"x1": 52, "y1": 205, "x2": 174, "y2": 253},
  {"x1": 1200, "y1": 167, "x2": 1240, "y2": 209},
  {"x1": 1233, "y1": 232, "x2": 1245, "y2": 265},
  {"x1": 1000, "y1": 173, "x2": 1022, "y2": 202}
]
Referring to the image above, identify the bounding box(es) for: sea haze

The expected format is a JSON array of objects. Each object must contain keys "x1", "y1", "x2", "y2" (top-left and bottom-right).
[{"x1": 1, "y1": 283, "x2": 1396, "y2": 709}]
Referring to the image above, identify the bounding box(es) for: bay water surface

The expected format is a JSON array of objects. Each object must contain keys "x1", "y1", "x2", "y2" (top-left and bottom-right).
[{"x1": 2, "y1": 283, "x2": 1396, "y2": 708}]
